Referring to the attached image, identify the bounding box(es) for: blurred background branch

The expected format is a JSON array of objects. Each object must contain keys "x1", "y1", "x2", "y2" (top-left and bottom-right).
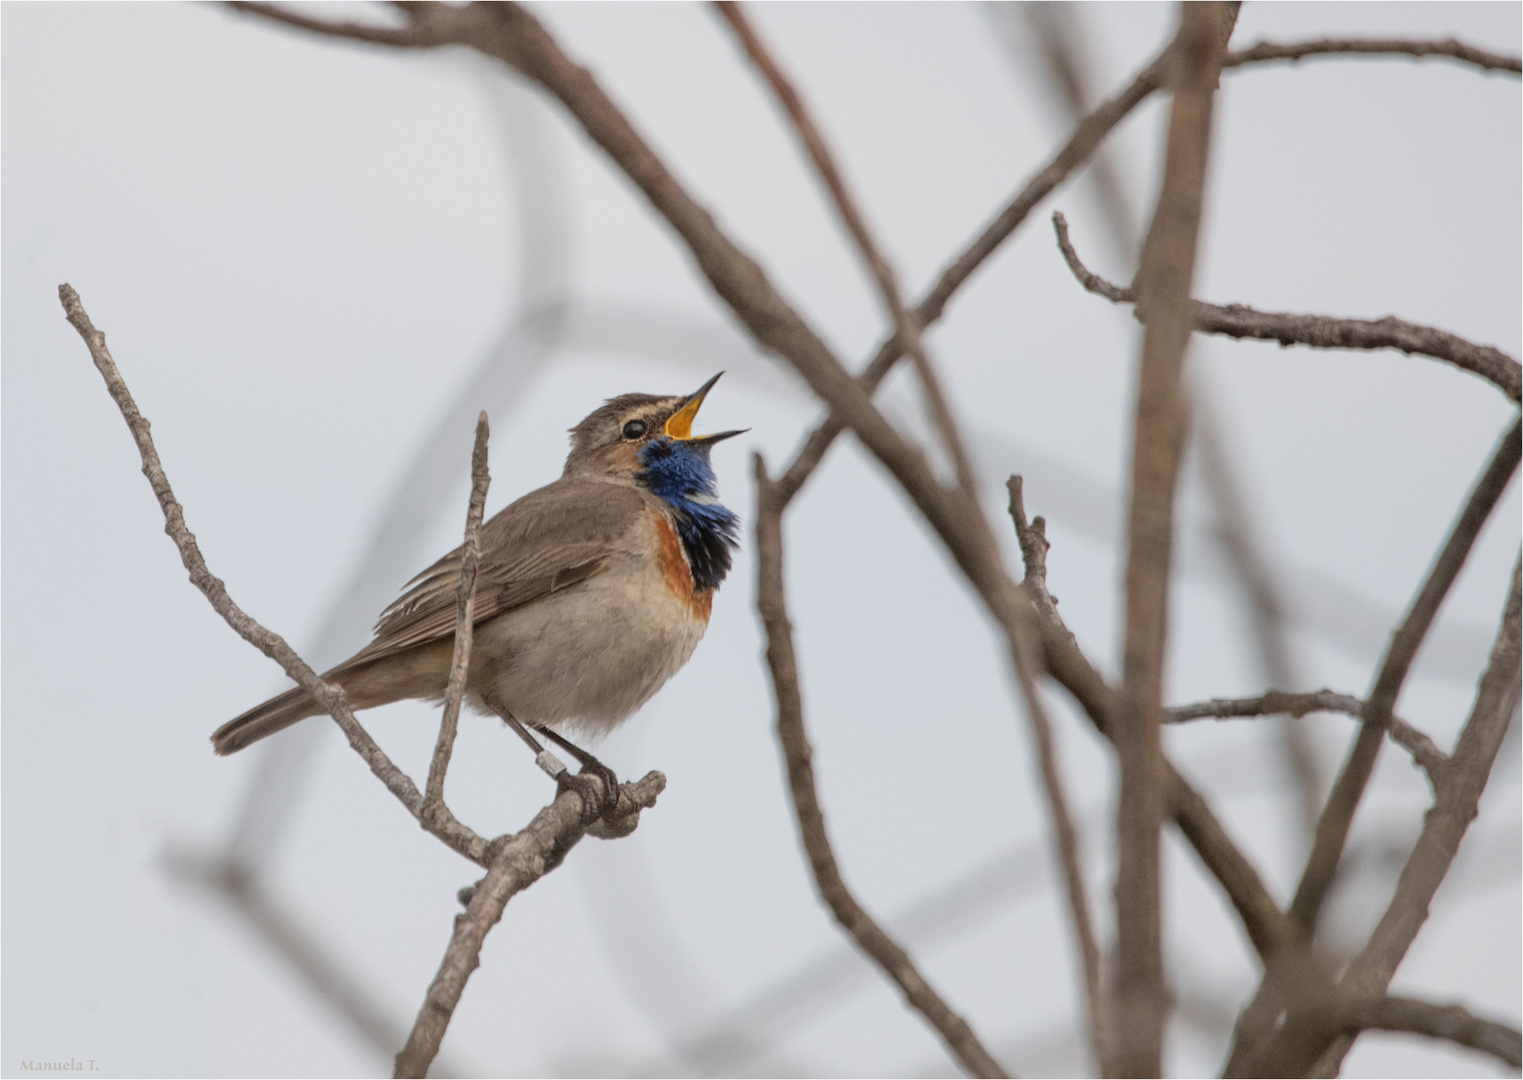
[{"x1": 9, "y1": 3, "x2": 1518, "y2": 1076}]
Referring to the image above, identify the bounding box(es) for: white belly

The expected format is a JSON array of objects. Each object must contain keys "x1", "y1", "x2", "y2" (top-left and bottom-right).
[{"x1": 467, "y1": 554, "x2": 708, "y2": 739}]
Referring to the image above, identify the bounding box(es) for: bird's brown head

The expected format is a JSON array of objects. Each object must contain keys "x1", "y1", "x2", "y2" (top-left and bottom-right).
[{"x1": 564, "y1": 373, "x2": 743, "y2": 481}]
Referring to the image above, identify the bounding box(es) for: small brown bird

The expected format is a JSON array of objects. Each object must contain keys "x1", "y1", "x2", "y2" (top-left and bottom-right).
[{"x1": 212, "y1": 374, "x2": 742, "y2": 816}]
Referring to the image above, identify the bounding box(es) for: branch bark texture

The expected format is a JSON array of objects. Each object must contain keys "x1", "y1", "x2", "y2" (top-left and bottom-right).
[
  {"x1": 394, "y1": 771, "x2": 666, "y2": 1078},
  {"x1": 1223, "y1": 37, "x2": 1522, "y2": 75},
  {"x1": 1054, "y1": 213, "x2": 1523, "y2": 403}
]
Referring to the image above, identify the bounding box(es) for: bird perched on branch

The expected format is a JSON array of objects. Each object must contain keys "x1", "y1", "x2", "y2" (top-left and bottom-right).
[{"x1": 212, "y1": 374, "x2": 743, "y2": 818}]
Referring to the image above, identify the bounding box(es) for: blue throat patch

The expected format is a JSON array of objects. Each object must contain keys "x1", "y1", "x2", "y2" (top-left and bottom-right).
[{"x1": 637, "y1": 437, "x2": 740, "y2": 592}]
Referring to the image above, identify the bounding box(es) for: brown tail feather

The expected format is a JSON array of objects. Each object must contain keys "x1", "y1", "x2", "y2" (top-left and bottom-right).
[
  {"x1": 211, "y1": 640, "x2": 455, "y2": 756},
  {"x1": 211, "y1": 685, "x2": 325, "y2": 755}
]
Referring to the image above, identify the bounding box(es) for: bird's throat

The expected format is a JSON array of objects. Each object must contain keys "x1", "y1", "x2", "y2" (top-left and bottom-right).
[{"x1": 638, "y1": 438, "x2": 739, "y2": 591}]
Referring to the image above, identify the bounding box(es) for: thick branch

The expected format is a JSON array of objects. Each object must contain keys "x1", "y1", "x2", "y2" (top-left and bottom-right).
[
  {"x1": 58, "y1": 283, "x2": 493, "y2": 866},
  {"x1": 393, "y1": 771, "x2": 666, "y2": 1079},
  {"x1": 753, "y1": 457, "x2": 1008, "y2": 1079},
  {"x1": 1112, "y1": 7, "x2": 1225, "y2": 1073},
  {"x1": 1223, "y1": 37, "x2": 1522, "y2": 76},
  {"x1": 1165, "y1": 689, "x2": 1449, "y2": 784},
  {"x1": 424, "y1": 413, "x2": 491, "y2": 815},
  {"x1": 716, "y1": 2, "x2": 978, "y2": 497},
  {"x1": 1054, "y1": 212, "x2": 1523, "y2": 402}
]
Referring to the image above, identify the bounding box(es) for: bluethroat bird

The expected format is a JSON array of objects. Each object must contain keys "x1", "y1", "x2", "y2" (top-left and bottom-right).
[{"x1": 212, "y1": 373, "x2": 743, "y2": 818}]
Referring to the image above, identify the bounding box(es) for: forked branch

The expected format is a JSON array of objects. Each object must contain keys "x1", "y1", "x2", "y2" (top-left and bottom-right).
[
  {"x1": 58, "y1": 283, "x2": 492, "y2": 865},
  {"x1": 1290, "y1": 419, "x2": 1520, "y2": 935},
  {"x1": 394, "y1": 770, "x2": 667, "y2": 1078},
  {"x1": 61, "y1": 283, "x2": 666, "y2": 1079}
]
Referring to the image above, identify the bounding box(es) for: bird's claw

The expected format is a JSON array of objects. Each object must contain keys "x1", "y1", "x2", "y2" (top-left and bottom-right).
[{"x1": 557, "y1": 764, "x2": 620, "y2": 825}]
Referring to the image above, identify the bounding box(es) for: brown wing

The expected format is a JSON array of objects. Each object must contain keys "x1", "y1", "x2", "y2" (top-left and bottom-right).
[{"x1": 334, "y1": 477, "x2": 649, "y2": 671}]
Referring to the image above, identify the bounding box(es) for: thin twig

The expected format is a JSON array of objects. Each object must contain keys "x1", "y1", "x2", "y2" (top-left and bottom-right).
[
  {"x1": 1223, "y1": 37, "x2": 1522, "y2": 76},
  {"x1": 1013, "y1": 481, "x2": 1330, "y2": 1037},
  {"x1": 753, "y1": 456, "x2": 1009, "y2": 1079},
  {"x1": 1345, "y1": 995, "x2": 1523, "y2": 1069},
  {"x1": 1007, "y1": 478, "x2": 1109, "y2": 1073},
  {"x1": 57, "y1": 283, "x2": 493, "y2": 867},
  {"x1": 773, "y1": 39, "x2": 1176, "y2": 507},
  {"x1": 1015, "y1": 3, "x2": 1325, "y2": 856},
  {"x1": 1053, "y1": 212, "x2": 1523, "y2": 402},
  {"x1": 1289, "y1": 419, "x2": 1521, "y2": 933},
  {"x1": 1111, "y1": 7, "x2": 1226, "y2": 1072},
  {"x1": 226, "y1": 0, "x2": 437, "y2": 47},
  {"x1": 393, "y1": 771, "x2": 667, "y2": 1079},
  {"x1": 1165, "y1": 689, "x2": 1449, "y2": 784},
  {"x1": 715, "y1": 1, "x2": 978, "y2": 497},
  {"x1": 424, "y1": 413, "x2": 491, "y2": 815}
]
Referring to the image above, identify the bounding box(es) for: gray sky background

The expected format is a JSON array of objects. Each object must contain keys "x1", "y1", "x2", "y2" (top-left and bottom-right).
[{"x1": 3, "y1": 3, "x2": 1519, "y2": 1077}]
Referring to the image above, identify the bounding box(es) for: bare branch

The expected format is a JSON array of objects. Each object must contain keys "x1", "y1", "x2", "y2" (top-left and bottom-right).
[
  {"x1": 1290, "y1": 419, "x2": 1521, "y2": 934},
  {"x1": 1165, "y1": 689, "x2": 1449, "y2": 784},
  {"x1": 1006, "y1": 477, "x2": 1058, "y2": 623},
  {"x1": 1224, "y1": 37, "x2": 1523, "y2": 76},
  {"x1": 1230, "y1": 560, "x2": 1522, "y2": 1077},
  {"x1": 57, "y1": 283, "x2": 493, "y2": 867},
  {"x1": 393, "y1": 771, "x2": 666, "y2": 1079},
  {"x1": 1308, "y1": 558, "x2": 1523, "y2": 1075},
  {"x1": 424, "y1": 413, "x2": 491, "y2": 815},
  {"x1": 228, "y1": 13, "x2": 1395, "y2": 1059},
  {"x1": 774, "y1": 39, "x2": 1176, "y2": 507},
  {"x1": 1111, "y1": 6, "x2": 1226, "y2": 1071},
  {"x1": 1054, "y1": 212, "x2": 1523, "y2": 402},
  {"x1": 753, "y1": 457, "x2": 1009, "y2": 1079},
  {"x1": 715, "y1": 2, "x2": 978, "y2": 497},
  {"x1": 226, "y1": 0, "x2": 439, "y2": 48},
  {"x1": 1010, "y1": 479, "x2": 1310, "y2": 979},
  {"x1": 1006, "y1": 479, "x2": 1109, "y2": 1072},
  {"x1": 1346, "y1": 995, "x2": 1522, "y2": 1069}
]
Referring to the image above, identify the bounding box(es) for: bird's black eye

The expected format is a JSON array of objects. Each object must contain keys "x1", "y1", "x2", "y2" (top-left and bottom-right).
[{"x1": 622, "y1": 419, "x2": 648, "y2": 440}]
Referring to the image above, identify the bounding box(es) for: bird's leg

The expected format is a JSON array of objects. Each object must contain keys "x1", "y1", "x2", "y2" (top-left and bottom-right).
[
  {"x1": 538, "y1": 727, "x2": 621, "y2": 821},
  {"x1": 487, "y1": 695, "x2": 616, "y2": 823}
]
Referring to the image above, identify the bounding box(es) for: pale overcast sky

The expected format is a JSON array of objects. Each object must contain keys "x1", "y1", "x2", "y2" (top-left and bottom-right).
[{"x1": 4, "y1": 3, "x2": 1519, "y2": 1077}]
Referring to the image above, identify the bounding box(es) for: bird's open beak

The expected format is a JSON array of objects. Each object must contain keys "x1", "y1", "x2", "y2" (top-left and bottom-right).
[{"x1": 664, "y1": 372, "x2": 747, "y2": 445}]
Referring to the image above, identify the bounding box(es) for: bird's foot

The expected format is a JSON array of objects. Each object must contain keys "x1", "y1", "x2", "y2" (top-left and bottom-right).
[{"x1": 557, "y1": 762, "x2": 620, "y2": 825}]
